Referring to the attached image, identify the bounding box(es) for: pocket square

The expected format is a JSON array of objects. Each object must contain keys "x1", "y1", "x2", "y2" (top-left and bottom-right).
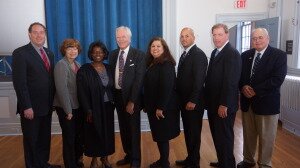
[{"x1": 129, "y1": 64, "x2": 135, "y2": 66}]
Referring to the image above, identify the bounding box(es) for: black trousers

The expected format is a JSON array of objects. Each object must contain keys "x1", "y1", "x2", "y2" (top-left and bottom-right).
[
  {"x1": 208, "y1": 110, "x2": 236, "y2": 168},
  {"x1": 180, "y1": 106, "x2": 204, "y2": 167},
  {"x1": 56, "y1": 107, "x2": 84, "y2": 168},
  {"x1": 157, "y1": 141, "x2": 170, "y2": 167},
  {"x1": 114, "y1": 89, "x2": 141, "y2": 166},
  {"x1": 20, "y1": 113, "x2": 52, "y2": 168}
]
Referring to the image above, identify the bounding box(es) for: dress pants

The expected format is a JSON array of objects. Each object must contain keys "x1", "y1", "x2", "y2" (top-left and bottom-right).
[
  {"x1": 20, "y1": 113, "x2": 52, "y2": 168},
  {"x1": 56, "y1": 107, "x2": 84, "y2": 168},
  {"x1": 208, "y1": 110, "x2": 236, "y2": 168},
  {"x1": 180, "y1": 106, "x2": 204, "y2": 167},
  {"x1": 114, "y1": 89, "x2": 141, "y2": 166},
  {"x1": 242, "y1": 106, "x2": 279, "y2": 168}
]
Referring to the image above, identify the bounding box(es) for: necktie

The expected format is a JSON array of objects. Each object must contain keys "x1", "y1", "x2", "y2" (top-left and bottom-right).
[
  {"x1": 178, "y1": 51, "x2": 186, "y2": 69},
  {"x1": 118, "y1": 50, "x2": 125, "y2": 88},
  {"x1": 250, "y1": 53, "x2": 261, "y2": 83},
  {"x1": 210, "y1": 49, "x2": 219, "y2": 62},
  {"x1": 39, "y1": 48, "x2": 50, "y2": 72}
]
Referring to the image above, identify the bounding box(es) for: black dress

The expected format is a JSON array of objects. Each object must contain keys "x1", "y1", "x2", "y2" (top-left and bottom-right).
[
  {"x1": 143, "y1": 61, "x2": 180, "y2": 142},
  {"x1": 76, "y1": 63, "x2": 115, "y2": 157}
]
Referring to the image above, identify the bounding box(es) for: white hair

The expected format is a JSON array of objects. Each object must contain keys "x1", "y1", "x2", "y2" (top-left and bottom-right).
[{"x1": 116, "y1": 26, "x2": 132, "y2": 38}]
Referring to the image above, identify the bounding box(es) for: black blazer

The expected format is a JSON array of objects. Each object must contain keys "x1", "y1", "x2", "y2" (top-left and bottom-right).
[
  {"x1": 109, "y1": 47, "x2": 146, "y2": 108},
  {"x1": 176, "y1": 45, "x2": 208, "y2": 109},
  {"x1": 12, "y1": 43, "x2": 55, "y2": 116},
  {"x1": 239, "y1": 46, "x2": 287, "y2": 115},
  {"x1": 205, "y1": 43, "x2": 242, "y2": 113}
]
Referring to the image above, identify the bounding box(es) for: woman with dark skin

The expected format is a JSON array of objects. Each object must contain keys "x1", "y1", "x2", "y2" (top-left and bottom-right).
[
  {"x1": 77, "y1": 41, "x2": 115, "y2": 168},
  {"x1": 144, "y1": 37, "x2": 180, "y2": 168}
]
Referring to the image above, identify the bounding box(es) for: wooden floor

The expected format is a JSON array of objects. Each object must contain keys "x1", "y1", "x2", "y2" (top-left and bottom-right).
[{"x1": 1, "y1": 111, "x2": 300, "y2": 168}]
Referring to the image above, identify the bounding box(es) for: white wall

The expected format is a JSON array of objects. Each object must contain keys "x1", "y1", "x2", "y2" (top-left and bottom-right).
[
  {"x1": 164, "y1": 0, "x2": 270, "y2": 60},
  {"x1": 0, "y1": 0, "x2": 45, "y2": 55}
]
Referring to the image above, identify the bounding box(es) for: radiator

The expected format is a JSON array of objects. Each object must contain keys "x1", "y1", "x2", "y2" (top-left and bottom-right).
[{"x1": 280, "y1": 75, "x2": 300, "y2": 136}]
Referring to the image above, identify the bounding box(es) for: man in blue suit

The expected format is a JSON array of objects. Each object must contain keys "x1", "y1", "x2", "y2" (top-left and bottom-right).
[
  {"x1": 238, "y1": 28, "x2": 287, "y2": 168},
  {"x1": 12, "y1": 22, "x2": 58, "y2": 168},
  {"x1": 205, "y1": 23, "x2": 241, "y2": 168}
]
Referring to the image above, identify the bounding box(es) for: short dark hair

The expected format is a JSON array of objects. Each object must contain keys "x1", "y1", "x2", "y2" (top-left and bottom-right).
[
  {"x1": 211, "y1": 23, "x2": 229, "y2": 34},
  {"x1": 59, "y1": 38, "x2": 82, "y2": 56},
  {"x1": 87, "y1": 41, "x2": 109, "y2": 61},
  {"x1": 146, "y1": 37, "x2": 176, "y2": 66},
  {"x1": 28, "y1": 22, "x2": 46, "y2": 33}
]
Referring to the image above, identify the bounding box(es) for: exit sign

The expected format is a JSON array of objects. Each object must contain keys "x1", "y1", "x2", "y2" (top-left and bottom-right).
[{"x1": 235, "y1": 0, "x2": 247, "y2": 8}]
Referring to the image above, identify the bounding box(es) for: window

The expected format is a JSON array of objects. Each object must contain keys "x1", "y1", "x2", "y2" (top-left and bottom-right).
[{"x1": 241, "y1": 21, "x2": 252, "y2": 53}]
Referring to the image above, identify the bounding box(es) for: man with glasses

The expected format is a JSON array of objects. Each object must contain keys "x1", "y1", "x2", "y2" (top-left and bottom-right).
[{"x1": 238, "y1": 28, "x2": 287, "y2": 168}]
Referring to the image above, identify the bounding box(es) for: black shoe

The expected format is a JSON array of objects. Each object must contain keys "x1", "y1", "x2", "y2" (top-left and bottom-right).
[
  {"x1": 175, "y1": 159, "x2": 188, "y2": 166},
  {"x1": 116, "y1": 158, "x2": 131, "y2": 165},
  {"x1": 150, "y1": 160, "x2": 161, "y2": 168},
  {"x1": 48, "y1": 165, "x2": 61, "y2": 168},
  {"x1": 237, "y1": 161, "x2": 255, "y2": 168},
  {"x1": 209, "y1": 162, "x2": 220, "y2": 167}
]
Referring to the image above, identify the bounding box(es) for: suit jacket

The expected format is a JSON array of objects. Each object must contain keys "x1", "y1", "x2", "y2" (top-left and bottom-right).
[
  {"x1": 144, "y1": 61, "x2": 180, "y2": 141},
  {"x1": 205, "y1": 43, "x2": 242, "y2": 113},
  {"x1": 239, "y1": 46, "x2": 287, "y2": 115},
  {"x1": 53, "y1": 57, "x2": 81, "y2": 114},
  {"x1": 109, "y1": 46, "x2": 146, "y2": 108},
  {"x1": 176, "y1": 45, "x2": 208, "y2": 109},
  {"x1": 12, "y1": 43, "x2": 55, "y2": 116}
]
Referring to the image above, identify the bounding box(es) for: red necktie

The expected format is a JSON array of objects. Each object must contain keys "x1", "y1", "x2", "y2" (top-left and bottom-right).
[{"x1": 39, "y1": 48, "x2": 50, "y2": 72}]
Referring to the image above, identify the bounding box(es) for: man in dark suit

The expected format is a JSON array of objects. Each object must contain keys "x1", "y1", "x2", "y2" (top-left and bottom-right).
[
  {"x1": 12, "y1": 22, "x2": 59, "y2": 168},
  {"x1": 109, "y1": 26, "x2": 146, "y2": 168},
  {"x1": 238, "y1": 28, "x2": 287, "y2": 168},
  {"x1": 205, "y1": 23, "x2": 241, "y2": 168},
  {"x1": 175, "y1": 27, "x2": 208, "y2": 168}
]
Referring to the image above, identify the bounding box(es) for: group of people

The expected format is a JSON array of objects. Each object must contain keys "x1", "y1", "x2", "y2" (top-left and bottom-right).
[{"x1": 12, "y1": 21, "x2": 286, "y2": 168}]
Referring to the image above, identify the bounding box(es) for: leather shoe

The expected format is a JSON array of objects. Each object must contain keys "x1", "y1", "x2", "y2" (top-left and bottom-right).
[
  {"x1": 175, "y1": 159, "x2": 188, "y2": 166},
  {"x1": 209, "y1": 162, "x2": 220, "y2": 167},
  {"x1": 237, "y1": 161, "x2": 255, "y2": 168},
  {"x1": 48, "y1": 165, "x2": 61, "y2": 168},
  {"x1": 116, "y1": 158, "x2": 131, "y2": 165}
]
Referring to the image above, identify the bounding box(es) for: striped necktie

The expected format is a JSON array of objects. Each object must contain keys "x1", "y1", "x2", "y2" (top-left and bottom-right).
[{"x1": 250, "y1": 52, "x2": 261, "y2": 83}]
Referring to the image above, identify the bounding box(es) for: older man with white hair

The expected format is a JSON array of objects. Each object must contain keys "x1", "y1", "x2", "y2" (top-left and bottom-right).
[{"x1": 239, "y1": 28, "x2": 287, "y2": 168}]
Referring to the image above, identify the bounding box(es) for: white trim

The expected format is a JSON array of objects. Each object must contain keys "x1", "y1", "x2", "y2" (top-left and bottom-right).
[{"x1": 216, "y1": 12, "x2": 268, "y2": 23}]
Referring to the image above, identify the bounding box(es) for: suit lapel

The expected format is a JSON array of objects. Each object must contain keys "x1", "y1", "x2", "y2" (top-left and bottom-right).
[
  {"x1": 254, "y1": 46, "x2": 271, "y2": 74},
  {"x1": 245, "y1": 49, "x2": 256, "y2": 79},
  {"x1": 28, "y1": 43, "x2": 49, "y2": 73}
]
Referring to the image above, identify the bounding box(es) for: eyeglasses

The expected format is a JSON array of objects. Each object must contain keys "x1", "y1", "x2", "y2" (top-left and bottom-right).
[{"x1": 251, "y1": 36, "x2": 264, "y2": 41}]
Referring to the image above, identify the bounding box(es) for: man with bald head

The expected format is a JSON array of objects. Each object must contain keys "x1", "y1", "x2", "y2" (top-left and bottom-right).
[
  {"x1": 238, "y1": 28, "x2": 287, "y2": 168},
  {"x1": 176, "y1": 27, "x2": 208, "y2": 168}
]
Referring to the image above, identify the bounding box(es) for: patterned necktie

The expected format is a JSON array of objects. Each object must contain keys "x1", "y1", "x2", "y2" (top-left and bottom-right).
[
  {"x1": 250, "y1": 53, "x2": 261, "y2": 83},
  {"x1": 210, "y1": 49, "x2": 219, "y2": 62},
  {"x1": 39, "y1": 48, "x2": 50, "y2": 72},
  {"x1": 118, "y1": 50, "x2": 125, "y2": 87},
  {"x1": 178, "y1": 51, "x2": 186, "y2": 69}
]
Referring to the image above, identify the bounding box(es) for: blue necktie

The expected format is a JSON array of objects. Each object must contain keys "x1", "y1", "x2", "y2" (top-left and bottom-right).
[
  {"x1": 118, "y1": 50, "x2": 125, "y2": 87},
  {"x1": 250, "y1": 53, "x2": 261, "y2": 83}
]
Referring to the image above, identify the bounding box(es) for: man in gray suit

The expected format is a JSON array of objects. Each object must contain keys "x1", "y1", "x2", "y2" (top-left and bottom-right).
[
  {"x1": 109, "y1": 26, "x2": 146, "y2": 168},
  {"x1": 12, "y1": 22, "x2": 59, "y2": 168}
]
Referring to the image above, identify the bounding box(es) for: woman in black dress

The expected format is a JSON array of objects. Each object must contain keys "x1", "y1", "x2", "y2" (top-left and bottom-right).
[
  {"x1": 144, "y1": 37, "x2": 180, "y2": 168},
  {"x1": 76, "y1": 41, "x2": 114, "y2": 168}
]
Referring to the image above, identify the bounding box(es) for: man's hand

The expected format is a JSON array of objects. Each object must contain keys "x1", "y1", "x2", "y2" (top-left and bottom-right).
[
  {"x1": 126, "y1": 101, "x2": 135, "y2": 114},
  {"x1": 218, "y1": 105, "x2": 228, "y2": 118},
  {"x1": 242, "y1": 85, "x2": 256, "y2": 98},
  {"x1": 155, "y1": 109, "x2": 165, "y2": 120},
  {"x1": 24, "y1": 108, "x2": 34, "y2": 120},
  {"x1": 185, "y1": 102, "x2": 196, "y2": 111}
]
